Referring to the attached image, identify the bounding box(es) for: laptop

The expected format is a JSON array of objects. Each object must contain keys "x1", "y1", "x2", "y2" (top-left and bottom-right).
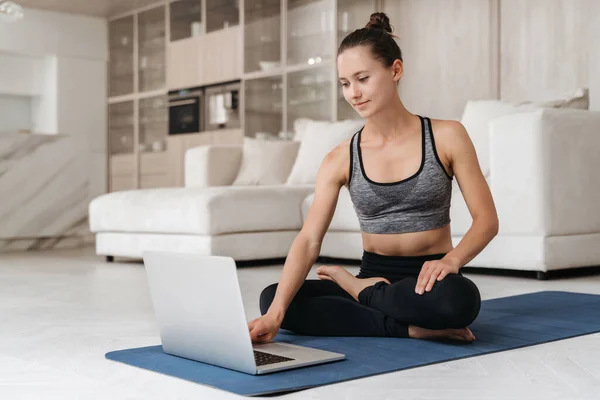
[{"x1": 142, "y1": 250, "x2": 345, "y2": 375}]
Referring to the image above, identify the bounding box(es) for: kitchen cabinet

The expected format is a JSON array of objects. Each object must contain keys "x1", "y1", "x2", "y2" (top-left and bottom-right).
[
  {"x1": 167, "y1": 36, "x2": 204, "y2": 90},
  {"x1": 242, "y1": 0, "x2": 378, "y2": 137}
]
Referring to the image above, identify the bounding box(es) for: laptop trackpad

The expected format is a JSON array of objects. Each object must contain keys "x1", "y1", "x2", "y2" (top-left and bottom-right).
[{"x1": 253, "y1": 342, "x2": 303, "y2": 356}]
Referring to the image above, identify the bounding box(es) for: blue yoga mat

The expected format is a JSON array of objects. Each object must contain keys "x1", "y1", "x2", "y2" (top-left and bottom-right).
[{"x1": 106, "y1": 291, "x2": 600, "y2": 396}]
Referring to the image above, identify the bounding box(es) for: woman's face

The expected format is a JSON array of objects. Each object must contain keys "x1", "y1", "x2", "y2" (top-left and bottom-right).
[{"x1": 337, "y1": 45, "x2": 401, "y2": 118}]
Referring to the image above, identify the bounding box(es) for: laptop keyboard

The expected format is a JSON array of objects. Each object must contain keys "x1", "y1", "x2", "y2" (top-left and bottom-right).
[{"x1": 254, "y1": 350, "x2": 295, "y2": 366}]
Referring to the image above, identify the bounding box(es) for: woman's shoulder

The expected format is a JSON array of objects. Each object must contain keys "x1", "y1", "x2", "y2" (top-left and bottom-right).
[
  {"x1": 429, "y1": 118, "x2": 466, "y2": 136},
  {"x1": 323, "y1": 136, "x2": 353, "y2": 167},
  {"x1": 429, "y1": 118, "x2": 470, "y2": 149},
  {"x1": 428, "y1": 118, "x2": 474, "y2": 166},
  {"x1": 318, "y1": 136, "x2": 354, "y2": 185}
]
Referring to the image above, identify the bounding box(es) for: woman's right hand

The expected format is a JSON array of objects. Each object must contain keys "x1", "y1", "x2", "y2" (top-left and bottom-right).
[{"x1": 248, "y1": 312, "x2": 282, "y2": 343}]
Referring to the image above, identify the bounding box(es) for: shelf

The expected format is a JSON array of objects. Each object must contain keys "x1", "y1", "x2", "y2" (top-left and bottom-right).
[
  {"x1": 285, "y1": 60, "x2": 332, "y2": 73},
  {"x1": 206, "y1": 0, "x2": 239, "y2": 13},
  {"x1": 288, "y1": 96, "x2": 329, "y2": 106},
  {"x1": 245, "y1": 88, "x2": 283, "y2": 95},
  {"x1": 245, "y1": 108, "x2": 282, "y2": 115},
  {"x1": 244, "y1": 40, "x2": 280, "y2": 49},
  {"x1": 243, "y1": 69, "x2": 284, "y2": 80},
  {"x1": 139, "y1": 36, "x2": 165, "y2": 46},
  {"x1": 242, "y1": 0, "x2": 377, "y2": 138},
  {"x1": 170, "y1": 6, "x2": 201, "y2": 20}
]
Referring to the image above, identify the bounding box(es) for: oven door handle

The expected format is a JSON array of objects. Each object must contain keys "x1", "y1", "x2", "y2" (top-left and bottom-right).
[{"x1": 168, "y1": 99, "x2": 198, "y2": 107}]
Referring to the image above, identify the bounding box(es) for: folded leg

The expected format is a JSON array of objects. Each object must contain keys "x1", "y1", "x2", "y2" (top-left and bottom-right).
[
  {"x1": 357, "y1": 274, "x2": 481, "y2": 329},
  {"x1": 260, "y1": 280, "x2": 409, "y2": 337}
]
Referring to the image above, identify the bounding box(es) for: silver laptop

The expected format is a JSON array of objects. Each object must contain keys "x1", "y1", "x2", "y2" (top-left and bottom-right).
[{"x1": 142, "y1": 250, "x2": 345, "y2": 375}]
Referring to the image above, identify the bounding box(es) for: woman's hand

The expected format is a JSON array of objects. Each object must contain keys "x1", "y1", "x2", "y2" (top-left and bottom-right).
[
  {"x1": 248, "y1": 312, "x2": 283, "y2": 343},
  {"x1": 415, "y1": 258, "x2": 461, "y2": 295}
]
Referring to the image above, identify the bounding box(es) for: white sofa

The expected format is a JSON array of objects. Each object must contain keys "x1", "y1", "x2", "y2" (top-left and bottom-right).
[{"x1": 89, "y1": 107, "x2": 600, "y2": 278}]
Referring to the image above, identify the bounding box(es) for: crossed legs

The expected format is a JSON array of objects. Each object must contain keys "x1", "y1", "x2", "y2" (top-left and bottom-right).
[{"x1": 259, "y1": 268, "x2": 481, "y2": 341}]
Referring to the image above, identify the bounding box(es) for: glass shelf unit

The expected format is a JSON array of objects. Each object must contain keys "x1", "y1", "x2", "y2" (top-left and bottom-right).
[
  {"x1": 336, "y1": 0, "x2": 377, "y2": 119},
  {"x1": 206, "y1": 0, "x2": 239, "y2": 33},
  {"x1": 243, "y1": 75, "x2": 283, "y2": 138},
  {"x1": 242, "y1": 0, "x2": 378, "y2": 136},
  {"x1": 336, "y1": 0, "x2": 377, "y2": 46},
  {"x1": 138, "y1": 95, "x2": 168, "y2": 154},
  {"x1": 108, "y1": 101, "x2": 135, "y2": 155},
  {"x1": 138, "y1": 6, "x2": 166, "y2": 92},
  {"x1": 287, "y1": 66, "x2": 332, "y2": 131},
  {"x1": 286, "y1": 0, "x2": 334, "y2": 68},
  {"x1": 109, "y1": 16, "x2": 134, "y2": 97},
  {"x1": 170, "y1": 0, "x2": 202, "y2": 41},
  {"x1": 244, "y1": 0, "x2": 281, "y2": 74}
]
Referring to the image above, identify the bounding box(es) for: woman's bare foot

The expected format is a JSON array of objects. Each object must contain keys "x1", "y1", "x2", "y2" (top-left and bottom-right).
[
  {"x1": 316, "y1": 265, "x2": 390, "y2": 301},
  {"x1": 408, "y1": 326, "x2": 476, "y2": 342}
]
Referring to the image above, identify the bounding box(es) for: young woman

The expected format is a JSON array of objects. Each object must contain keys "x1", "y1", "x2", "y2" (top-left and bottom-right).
[{"x1": 248, "y1": 12, "x2": 498, "y2": 343}]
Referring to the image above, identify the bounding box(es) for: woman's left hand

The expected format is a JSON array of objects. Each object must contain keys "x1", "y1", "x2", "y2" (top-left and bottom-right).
[{"x1": 415, "y1": 258, "x2": 461, "y2": 295}]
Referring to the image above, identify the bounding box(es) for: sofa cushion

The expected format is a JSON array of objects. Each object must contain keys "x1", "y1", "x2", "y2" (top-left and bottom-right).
[
  {"x1": 460, "y1": 88, "x2": 589, "y2": 178},
  {"x1": 302, "y1": 186, "x2": 361, "y2": 232},
  {"x1": 89, "y1": 185, "x2": 315, "y2": 235},
  {"x1": 460, "y1": 101, "x2": 539, "y2": 178},
  {"x1": 292, "y1": 118, "x2": 312, "y2": 142},
  {"x1": 232, "y1": 138, "x2": 300, "y2": 185},
  {"x1": 286, "y1": 119, "x2": 364, "y2": 185}
]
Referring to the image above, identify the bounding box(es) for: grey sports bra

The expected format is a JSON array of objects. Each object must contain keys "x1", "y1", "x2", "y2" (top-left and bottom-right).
[{"x1": 348, "y1": 116, "x2": 453, "y2": 234}]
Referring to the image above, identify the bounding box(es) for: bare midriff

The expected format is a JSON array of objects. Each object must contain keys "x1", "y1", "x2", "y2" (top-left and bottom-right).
[{"x1": 360, "y1": 224, "x2": 454, "y2": 256}]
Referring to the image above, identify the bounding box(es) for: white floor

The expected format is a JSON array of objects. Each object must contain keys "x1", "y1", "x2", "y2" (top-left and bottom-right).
[{"x1": 1, "y1": 246, "x2": 600, "y2": 400}]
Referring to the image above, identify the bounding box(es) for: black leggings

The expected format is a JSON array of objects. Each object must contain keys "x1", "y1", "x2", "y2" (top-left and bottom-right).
[{"x1": 259, "y1": 250, "x2": 481, "y2": 338}]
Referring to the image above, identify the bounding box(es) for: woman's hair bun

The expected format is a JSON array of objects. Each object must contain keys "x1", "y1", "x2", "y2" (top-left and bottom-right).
[{"x1": 365, "y1": 12, "x2": 393, "y2": 34}]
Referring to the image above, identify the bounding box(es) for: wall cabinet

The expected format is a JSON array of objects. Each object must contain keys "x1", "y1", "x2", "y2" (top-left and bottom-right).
[
  {"x1": 167, "y1": 26, "x2": 241, "y2": 90},
  {"x1": 138, "y1": 6, "x2": 166, "y2": 92},
  {"x1": 167, "y1": 36, "x2": 204, "y2": 90},
  {"x1": 108, "y1": 0, "x2": 242, "y2": 193},
  {"x1": 242, "y1": 0, "x2": 379, "y2": 138},
  {"x1": 170, "y1": 0, "x2": 202, "y2": 42},
  {"x1": 202, "y1": 26, "x2": 242, "y2": 85},
  {"x1": 107, "y1": 0, "x2": 374, "y2": 191},
  {"x1": 206, "y1": 0, "x2": 239, "y2": 33},
  {"x1": 108, "y1": 100, "x2": 136, "y2": 191},
  {"x1": 108, "y1": 16, "x2": 134, "y2": 97},
  {"x1": 109, "y1": 153, "x2": 136, "y2": 192}
]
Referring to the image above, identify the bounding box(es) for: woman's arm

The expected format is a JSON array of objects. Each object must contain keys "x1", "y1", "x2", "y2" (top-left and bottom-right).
[
  {"x1": 416, "y1": 120, "x2": 499, "y2": 294},
  {"x1": 249, "y1": 141, "x2": 349, "y2": 342},
  {"x1": 442, "y1": 120, "x2": 499, "y2": 268},
  {"x1": 267, "y1": 146, "x2": 348, "y2": 321}
]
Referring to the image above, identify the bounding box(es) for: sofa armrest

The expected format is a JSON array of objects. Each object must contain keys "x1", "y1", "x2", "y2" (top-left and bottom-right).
[
  {"x1": 489, "y1": 108, "x2": 600, "y2": 236},
  {"x1": 184, "y1": 144, "x2": 243, "y2": 188}
]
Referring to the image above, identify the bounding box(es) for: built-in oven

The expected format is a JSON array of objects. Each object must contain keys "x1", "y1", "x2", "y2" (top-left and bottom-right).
[
  {"x1": 204, "y1": 81, "x2": 241, "y2": 131},
  {"x1": 168, "y1": 87, "x2": 204, "y2": 135}
]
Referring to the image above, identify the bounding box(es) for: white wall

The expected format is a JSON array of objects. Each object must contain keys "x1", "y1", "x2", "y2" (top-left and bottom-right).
[
  {"x1": 0, "y1": 8, "x2": 106, "y2": 59},
  {"x1": 383, "y1": 0, "x2": 600, "y2": 119},
  {"x1": 0, "y1": 8, "x2": 107, "y2": 138},
  {"x1": 0, "y1": 52, "x2": 44, "y2": 96},
  {"x1": 0, "y1": 94, "x2": 32, "y2": 132},
  {"x1": 0, "y1": 8, "x2": 108, "y2": 242},
  {"x1": 384, "y1": 0, "x2": 498, "y2": 120},
  {"x1": 30, "y1": 57, "x2": 58, "y2": 134},
  {"x1": 56, "y1": 57, "x2": 107, "y2": 153},
  {"x1": 500, "y1": 0, "x2": 600, "y2": 109}
]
